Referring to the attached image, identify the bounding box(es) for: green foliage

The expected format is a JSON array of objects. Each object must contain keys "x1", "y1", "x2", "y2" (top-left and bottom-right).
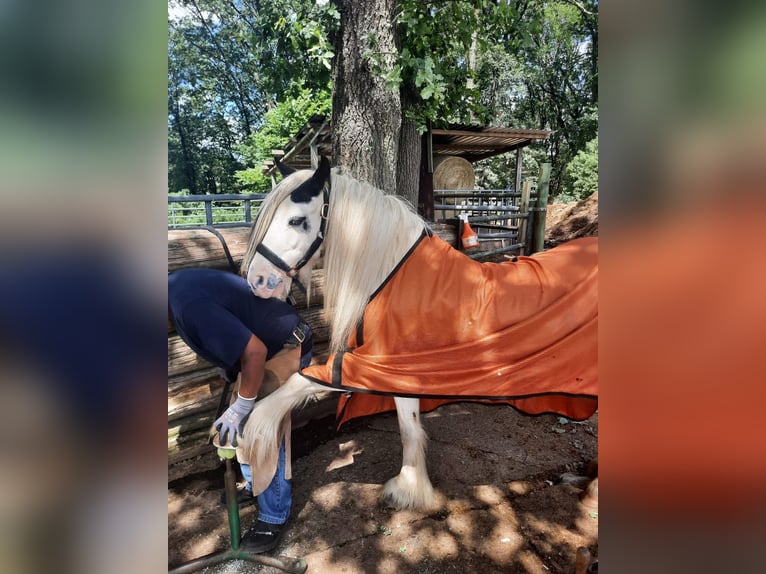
[
  {"x1": 168, "y1": 0, "x2": 599, "y2": 203},
  {"x1": 235, "y1": 85, "x2": 331, "y2": 190},
  {"x1": 234, "y1": 168, "x2": 271, "y2": 194},
  {"x1": 474, "y1": 147, "x2": 543, "y2": 190},
  {"x1": 277, "y1": 0, "x2": 339, "y2": 71},
  {"x1": 361, "y1": 0, "x2": 539, "y2": 132},
  {"x1": 360, "y1": 0, "x2": 554, "y2": 132},
  {"x1": 476, "y1": 0, "x2": 598, "y2": 198},
  {"x1": 239, "y1": 86, "x2": 331, "y2": 166},
  {"x1": 562, "y1": 136, "x2": 598, "y2": 201},
  {"x1": 167, "y1": 0, "x2": 337, "y2": 194}
]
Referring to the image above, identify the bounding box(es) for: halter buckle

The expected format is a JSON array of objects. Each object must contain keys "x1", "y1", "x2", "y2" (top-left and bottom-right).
[{"x1": 285, "y1": 321, "x2": 308, "y2": 348}]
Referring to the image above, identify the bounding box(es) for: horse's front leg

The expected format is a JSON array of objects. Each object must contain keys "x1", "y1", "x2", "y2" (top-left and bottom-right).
[
  {"x1": 380, "y1": 396, "x2": 435, "y2": 510},
  {"x1": 241, "y1": 372, "x2": 326, "y2": 466}
]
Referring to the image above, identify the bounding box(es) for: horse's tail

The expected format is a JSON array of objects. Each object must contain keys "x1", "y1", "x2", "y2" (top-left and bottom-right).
[{"x1": 241, "y1": 373, "x2": 326, "y2": 467}]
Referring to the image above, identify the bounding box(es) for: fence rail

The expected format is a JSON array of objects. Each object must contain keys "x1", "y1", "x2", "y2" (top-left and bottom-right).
[
  {"x1": 168, "y1": 193, "x2": 268, "y2": 229},
  {"x1": 167, "y1": 166, "x2": 550, "y2": 257},
  {"x1": 434, "y1": 181, "x2": 543, "y2": 257}
]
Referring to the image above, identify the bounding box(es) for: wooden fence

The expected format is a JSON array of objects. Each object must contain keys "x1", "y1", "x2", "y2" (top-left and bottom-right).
[{"x1": 433, "y1": 164, "x2": 550, "y2": 258}]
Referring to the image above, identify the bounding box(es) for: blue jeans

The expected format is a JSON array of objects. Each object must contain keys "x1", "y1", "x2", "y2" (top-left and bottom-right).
[
  {"x1": 240, "y1": 438, "x2": 291, "y2": 525},
  {"x1": 241, "y1": 348, "x2": 309, "y2": 524},
  {"x1": 236, "y1": 349, "x2": 310, "y2": 525}
]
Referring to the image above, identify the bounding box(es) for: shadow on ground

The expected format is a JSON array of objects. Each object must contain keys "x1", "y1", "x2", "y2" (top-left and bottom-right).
[{"x1": 169, "y1": 403, "x2": 598, "y2": 573}]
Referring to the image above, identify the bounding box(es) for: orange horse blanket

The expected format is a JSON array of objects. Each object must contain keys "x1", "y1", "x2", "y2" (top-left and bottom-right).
[{"x1": 302, "y1": 232, "x2": 598, "y2": 428}]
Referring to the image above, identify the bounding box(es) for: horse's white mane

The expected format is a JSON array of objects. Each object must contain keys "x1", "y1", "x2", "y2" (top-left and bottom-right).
[{"x1": 325, "y1": 171, "x2": 427, "y2": 352}]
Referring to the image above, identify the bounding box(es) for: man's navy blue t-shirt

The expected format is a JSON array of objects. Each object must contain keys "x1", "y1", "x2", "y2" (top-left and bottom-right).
[{"x1": 168, "y1": 268, "x2": 311, "y2": 373}]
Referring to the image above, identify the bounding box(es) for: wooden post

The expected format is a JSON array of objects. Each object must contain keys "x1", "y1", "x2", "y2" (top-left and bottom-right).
[
  {"x1": 508, "y1": 147, "x2": 524, "y2": 250},
  {"x1": 519, "y1": 180, "x2": 532, "y2": 254},
  {"x1": 532, "y1": 162, "x2": 551, "y2": 254}
]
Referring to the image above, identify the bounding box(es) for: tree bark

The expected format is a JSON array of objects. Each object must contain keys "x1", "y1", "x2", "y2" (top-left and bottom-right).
[
  {"x1": 396, "y1": 102, "x2": 421, "y2": 208},
  {"x1": 332, "y1": 0, "x2": 401, "y2": 192}
]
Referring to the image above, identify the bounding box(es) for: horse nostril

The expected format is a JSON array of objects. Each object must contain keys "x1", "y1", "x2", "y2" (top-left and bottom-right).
[
  {"x1": 255, "y1": 275, "x2": 265, "y2": 287},
  {"x1": 266, "y1": 274, "x2": 283, "y2": 290}
]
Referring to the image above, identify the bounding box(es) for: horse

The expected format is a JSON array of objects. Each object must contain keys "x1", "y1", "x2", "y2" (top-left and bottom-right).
[{"x1": 241, "y1": 156, "x2": 598, "y2": 510}]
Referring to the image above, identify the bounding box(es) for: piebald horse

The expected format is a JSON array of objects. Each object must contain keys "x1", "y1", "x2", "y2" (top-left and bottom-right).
[{"x1": 241, "y1": 157, "x2": 598, "y2": 510}]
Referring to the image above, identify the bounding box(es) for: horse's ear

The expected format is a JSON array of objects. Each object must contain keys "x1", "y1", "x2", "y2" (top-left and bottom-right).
[
  {"x1": 311, "y1": 156, "x2": 331, "y2": 187},
  {"x1": 290, "y1": 156, "x2": 331, "y2": 203},
  {"x1": 275, "y1": 157, "x2": 296, "y2": 177}
]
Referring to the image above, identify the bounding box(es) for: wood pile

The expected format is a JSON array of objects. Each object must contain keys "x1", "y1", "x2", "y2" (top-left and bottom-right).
[{"x1": 167, "y1": 223, "x2": 456, "y2": 482}]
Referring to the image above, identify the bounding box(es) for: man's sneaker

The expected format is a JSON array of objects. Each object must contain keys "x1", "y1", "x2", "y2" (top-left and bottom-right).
[
  {"x1": 241, "y1": 520, "x2": 285, "y2": 554},
  {"x1": 219, "y1": 485, "x2": 254, "y2": 508}
]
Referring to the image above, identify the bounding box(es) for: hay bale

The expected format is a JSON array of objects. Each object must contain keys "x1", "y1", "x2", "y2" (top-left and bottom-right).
[{"x1": 433, "y1": 156, "x2": 475, "y2": 190}]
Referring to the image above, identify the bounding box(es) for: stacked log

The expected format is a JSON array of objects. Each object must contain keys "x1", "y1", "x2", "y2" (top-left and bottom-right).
[{"x1": 167, "y1": 223, "x2": 456, "y2": 482}]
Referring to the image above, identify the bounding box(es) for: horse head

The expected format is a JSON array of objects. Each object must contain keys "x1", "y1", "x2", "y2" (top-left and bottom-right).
[{"x1": 245, "y1": 156, "x2": 331, "y2": 299}]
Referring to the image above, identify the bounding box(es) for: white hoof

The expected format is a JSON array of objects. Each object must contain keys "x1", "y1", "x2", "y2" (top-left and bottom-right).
[{"x1": 379, "y1": 469, "x2": 434, "y2": 510}]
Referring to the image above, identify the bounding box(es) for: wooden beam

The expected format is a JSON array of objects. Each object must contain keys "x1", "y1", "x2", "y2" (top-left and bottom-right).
[
  {"x1": 262, "y1": 122, "x2": 320, "y2": 176},
  {"x1": 168, "y1": 227, "x2": 251, "y2": 272},
  {"x1": 431, "y1": 128, "x2": 551, "y2": 139},
  {"x1": 433, "y1": 143, "x2": 521, "y2": 151}
]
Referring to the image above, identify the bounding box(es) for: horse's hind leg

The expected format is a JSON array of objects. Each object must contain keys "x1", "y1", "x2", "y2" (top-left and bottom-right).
[{"x1": 380, "y1": 397, "x2": 435, "y2": 510}]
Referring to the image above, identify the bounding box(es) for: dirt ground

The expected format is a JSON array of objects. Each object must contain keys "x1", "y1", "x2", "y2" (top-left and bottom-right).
[
  {"x1": 169, "y1": 406, "x2": 598, "y2": 574},
  {"x1": 544, "y1": 192, "x2": 598, "y2": 248},
  {"x1": 168, "y1": 194, "x2": 599, "y2": 573}
]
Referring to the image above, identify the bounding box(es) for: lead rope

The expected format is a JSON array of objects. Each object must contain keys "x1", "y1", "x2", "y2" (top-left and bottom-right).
[{"x1": 206, "y1": 225, "x2": 239, "y2": 274}]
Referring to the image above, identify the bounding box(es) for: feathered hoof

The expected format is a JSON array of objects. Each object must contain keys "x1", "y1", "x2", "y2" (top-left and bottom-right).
[{"x1": 379, "y1": 474, "x2": 435, "y2": 511}]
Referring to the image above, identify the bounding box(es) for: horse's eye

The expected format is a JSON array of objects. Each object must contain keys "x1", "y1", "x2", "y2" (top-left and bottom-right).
[{"x1": 288, "y1": 216, "x2": 308, "y2": 230}]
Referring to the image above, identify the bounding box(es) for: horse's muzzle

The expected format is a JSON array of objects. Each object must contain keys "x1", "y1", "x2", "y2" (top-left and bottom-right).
[{"x1": 249, "y1": 271, "x2": 288, "y2": 300}]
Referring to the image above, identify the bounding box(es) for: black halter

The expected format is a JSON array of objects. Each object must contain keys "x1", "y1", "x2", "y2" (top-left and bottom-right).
[{"x1": 255, "y1": 185, "x2": 329, "y2": 294}]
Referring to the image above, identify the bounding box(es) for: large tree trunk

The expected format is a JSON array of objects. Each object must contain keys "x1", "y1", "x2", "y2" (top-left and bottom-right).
[
  {"x1": 332, "y1": 0, "x2": 420, "y2": 207},
  {"x1": 396, "y1": 98, "x2": 421, "y2": 208}
]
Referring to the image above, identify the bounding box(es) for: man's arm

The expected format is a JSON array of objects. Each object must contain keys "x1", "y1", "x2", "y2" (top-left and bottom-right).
[
  {"x1": 238, "y1": 334, "x2": 267, "y2": 398},
  {"x1": 214, "y1": 334, "x2": 267, "y2": 446}
]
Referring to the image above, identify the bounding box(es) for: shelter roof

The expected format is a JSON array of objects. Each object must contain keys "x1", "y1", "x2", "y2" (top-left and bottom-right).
[
  {"x1": 261, "y1": 116, "x2": 551, "y2": 175},
  {"x1": 430, "y1": 125, "x2": 551, "y2": 162}
]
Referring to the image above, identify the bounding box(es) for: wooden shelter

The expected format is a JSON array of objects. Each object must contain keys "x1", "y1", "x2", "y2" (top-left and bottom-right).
[{"x1": 261, "y1": 116, "x2": 550, "y2": 220}]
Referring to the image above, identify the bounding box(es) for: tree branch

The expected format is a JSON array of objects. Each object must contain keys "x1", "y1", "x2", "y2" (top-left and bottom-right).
[{"x1": 560, "y1": 0, "x2": 595, "y2": 17}]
